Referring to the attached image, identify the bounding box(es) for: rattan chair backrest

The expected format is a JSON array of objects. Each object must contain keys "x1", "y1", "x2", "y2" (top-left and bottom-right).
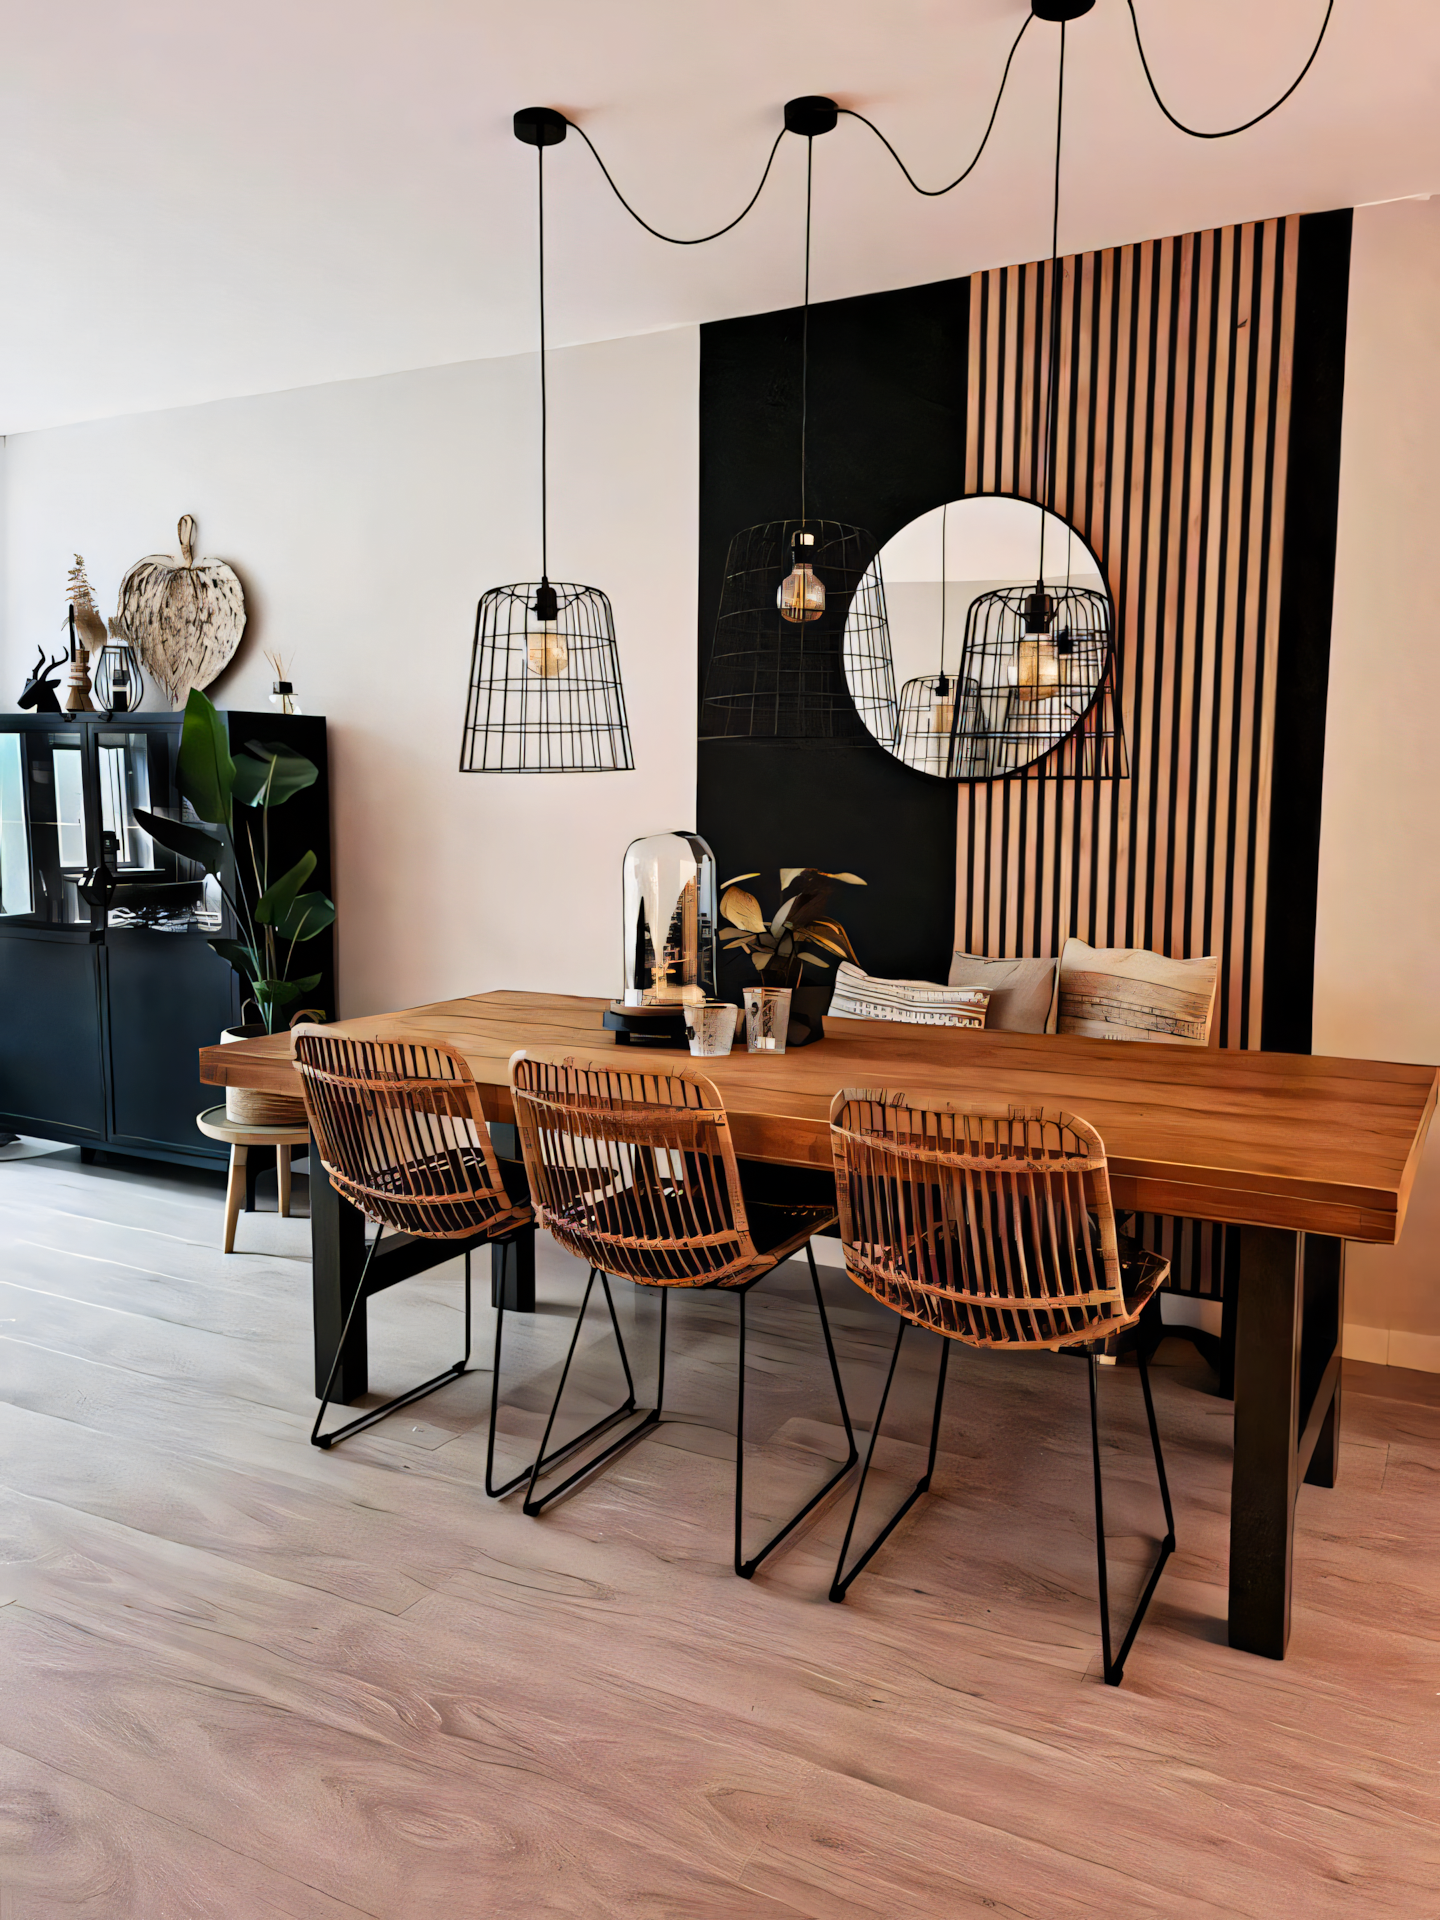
[
  {"x1": 829, "y1": 1088, "x2": 1128, "y2": 1350},
  {"x1": 292, "y1": 1025, "x2": 522, "y2": 1240},
  {"x1": 509, "y1": 1051, "x2": 763, "y2": 1287}
]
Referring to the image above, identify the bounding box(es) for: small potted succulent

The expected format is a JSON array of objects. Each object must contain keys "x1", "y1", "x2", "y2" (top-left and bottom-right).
[{"x1": 718, "y1": 867, "x2": 864, "y2": 1047}]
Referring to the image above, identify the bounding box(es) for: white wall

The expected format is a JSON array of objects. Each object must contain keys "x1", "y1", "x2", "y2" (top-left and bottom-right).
[
  {"x1": 0, "y1": 327, "x2": 699, "y2": 1017},
  {"x1": 1317, "y1": 197, "x2": 1440, "y2": 1368}
]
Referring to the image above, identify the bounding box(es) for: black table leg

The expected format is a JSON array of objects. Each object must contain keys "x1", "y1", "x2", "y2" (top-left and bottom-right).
[
  {"x1": 309, "y1": 1135, "x2": 367, "y2": 1401},
  {"x1": 1229, "y1": 1226, "x2": 1302, "y2": 1658},
  {"x1": 308, "y1": 1129, "x2": 541, "y2": 1401},
  {"x1": 1301, "y1": 1236, "x2": 1345, "y2": 1490},
  {"x1": 492, "y1": 1229, "x2": 536, "y2": 1312},
  {"x1": 1228, "y1": 1226, "x2": 1346, "y2": 1658}
]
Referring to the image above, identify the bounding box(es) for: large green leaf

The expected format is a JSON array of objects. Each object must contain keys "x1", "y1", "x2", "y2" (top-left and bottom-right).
[
  {"x1": 233, "y1": 741, "x2": 319, "y2": 809},
  {"x1": 252, "y1": 972, "x2": 322, "y2": 1010},
  {"x1": 134, "y1": 807, "x2": 224, "y2": 874},
  {"x1": 208, "y1": 937, "x2": 260, "y2": 979},
  {"x1": 254, "y1": 850, "x2": 317, "y2": 927},
  {"x1": 273, "y1": 889, "x2": 335, "y2": 943},
  {"x1": 177, "y1": 689, "x2": 235, "y2": 824}
]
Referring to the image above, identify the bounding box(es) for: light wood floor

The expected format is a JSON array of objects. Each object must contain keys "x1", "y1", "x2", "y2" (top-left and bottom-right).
[{"x1": 1, "y1": 1143, "x2": 1438, "y2": 1919}]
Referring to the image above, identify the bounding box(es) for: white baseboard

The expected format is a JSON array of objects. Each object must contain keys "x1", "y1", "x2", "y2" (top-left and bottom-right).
[
  {"x1": 1342, "y1": 1322, "x2": 1440, "y2": 1373},
  {"x1": 1161, "y1": 1294, "x2": 1222, "y2": 1336}
]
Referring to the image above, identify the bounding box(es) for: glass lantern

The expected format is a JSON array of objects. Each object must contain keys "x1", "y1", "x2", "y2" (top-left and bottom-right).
[{"x1": 621, "y1": 832, "x2": 717, "y2": 1007}]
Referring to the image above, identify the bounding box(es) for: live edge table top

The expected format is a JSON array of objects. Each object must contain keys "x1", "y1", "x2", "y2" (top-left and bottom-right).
[{"x1": 198, "y1": 989, "x2": 1440, "y2": 1246}]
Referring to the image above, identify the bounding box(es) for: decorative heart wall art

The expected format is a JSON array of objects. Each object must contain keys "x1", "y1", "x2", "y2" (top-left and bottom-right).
[{"x1": 116, "y1": 514, "x2": 246, "y2": 708}]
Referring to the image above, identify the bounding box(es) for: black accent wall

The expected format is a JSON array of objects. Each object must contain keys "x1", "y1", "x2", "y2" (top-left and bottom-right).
[
  {"x1": 1262, "y1": 208, "x2": 1353, "y2": 1053},
  {"x1": 697, "y1": 278, "x2": 969, "y2": 987}
]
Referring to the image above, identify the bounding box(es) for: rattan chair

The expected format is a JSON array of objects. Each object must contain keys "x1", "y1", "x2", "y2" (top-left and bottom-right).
[
  {"x1": 293, "y1": 1027, "x2": 531, "y2": 1451},
  {"x1": 827, "y1": 1088, "x2": 1174, "y2": 1686},
  {"x1": 500, "y1": 1050, "x2": 857, "y2": 1578}
]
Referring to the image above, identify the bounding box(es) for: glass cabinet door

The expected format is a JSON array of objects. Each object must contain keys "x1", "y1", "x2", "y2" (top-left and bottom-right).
[
  {"x1": 0, "y1": 730, "x2": 91, "y2": 926},
  {"x1": 96, "y1": 728, "x2": 219, "y2": 932}
]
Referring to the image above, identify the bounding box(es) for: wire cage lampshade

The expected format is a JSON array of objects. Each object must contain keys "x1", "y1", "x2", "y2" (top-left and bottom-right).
[
  {"x1": 913, "y1": 580, "x2": 1124, "y2": 780},
  {"x1": 460, "y1": 106, "x2": 634, "y2": 775},
  {"x1": 460, "y1": 580, "x2": 633, "y2": 772},
  {"x1": 700, "y1": 519, "x2": 897, "y2": 747}
]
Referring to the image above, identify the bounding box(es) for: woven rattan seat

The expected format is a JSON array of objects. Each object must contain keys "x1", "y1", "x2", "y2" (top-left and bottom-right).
[
  {"x1": 494, "y1": 1051, "x2": 858, "y2": 1576},
  {"x1": 827, "y1": 1088, "x2": 1176, "y2": 1685},
  {"x1": 292, "y1": 1027, "x2": 530, "y2": 1450}
]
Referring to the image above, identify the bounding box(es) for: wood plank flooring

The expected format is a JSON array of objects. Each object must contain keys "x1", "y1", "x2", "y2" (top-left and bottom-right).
[{"x1": 2, "y1": 1142, "x2": 1438, "y2": 1918}]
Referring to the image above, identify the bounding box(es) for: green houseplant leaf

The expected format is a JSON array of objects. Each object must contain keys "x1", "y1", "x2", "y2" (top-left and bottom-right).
[
  {"x1": 254, "y1": 851, "x2": 317, "y2": 927},
  {"x1": 273, "y1": 889, "x2": 336, "y2": 943},
  {"x1": 232, "y1": 740, "x2": 319, "y2": 809},
  {"x1": 251, "y1": 973, "x2": 322, "y2": 1011},
  {"x1": 133, "y1": 807, "x2": 224, "y2": 874},
  {"x1": 176, "y1": 688, "x2": 236, "y2": 824},
  {"x1": 208, "y1": 937, "x2": 260, "y2": 977}
]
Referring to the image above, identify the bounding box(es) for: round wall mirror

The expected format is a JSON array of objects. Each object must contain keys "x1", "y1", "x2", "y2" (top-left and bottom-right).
[{"x1": 846, "y1": 495, "x2": 1112, "y2": 779}]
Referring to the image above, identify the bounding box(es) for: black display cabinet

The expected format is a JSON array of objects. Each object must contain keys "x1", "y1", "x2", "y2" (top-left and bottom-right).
[{"x1": 0, "y1": 710, "x2": 332, "y2": 1170}]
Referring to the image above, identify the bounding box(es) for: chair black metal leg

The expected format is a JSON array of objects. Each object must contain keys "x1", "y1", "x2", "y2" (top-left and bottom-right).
[
  {"x1": 1088, "y1": 1348, "x2": 1176, "y2": 1685},
  {"x1": 830, "y1": 1319, "x2": 950, "y2": 1602},
  {"x1": 312, "y1": 1228, "x2": 474, "y2": 1450},
  {"x1": 521, "y1": 1271, "x2": 659, "y2": 1515},
  {"x1": 733, "y1": 1250, "x2": 860, "y2": 1579}
]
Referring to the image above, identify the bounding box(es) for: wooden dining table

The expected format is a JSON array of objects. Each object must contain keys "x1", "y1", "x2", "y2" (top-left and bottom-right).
[{"x1": 199, "y1": 988, "x2": 1438, "y2": 1664}]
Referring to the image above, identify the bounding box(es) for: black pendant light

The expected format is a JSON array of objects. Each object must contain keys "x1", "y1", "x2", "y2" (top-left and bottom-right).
[
  {"x1": 942, "y1": 5, "x2": 1123, "y2": 782},
  {"x1": 699, "y1": 97, "x2": 896, "y2": 749},
  {"x1": 460, "y1": 107, "x2": 633, "y2": 774}
]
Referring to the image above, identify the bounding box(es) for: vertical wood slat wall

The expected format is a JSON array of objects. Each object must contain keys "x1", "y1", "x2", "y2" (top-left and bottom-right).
[{"x1": 956, "y1": 219, "x2": 1298, "y2": 1295}]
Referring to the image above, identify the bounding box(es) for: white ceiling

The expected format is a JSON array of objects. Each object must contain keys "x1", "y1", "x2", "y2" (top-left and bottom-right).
[{"x1": 0, "y1": 0, "x2": 1434, "y2": 434}]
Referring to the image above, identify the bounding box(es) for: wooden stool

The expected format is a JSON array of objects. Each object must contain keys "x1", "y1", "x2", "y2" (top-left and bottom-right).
[{"x1": 196, "y1": 1106, "x2": 310, "y2": 1254}]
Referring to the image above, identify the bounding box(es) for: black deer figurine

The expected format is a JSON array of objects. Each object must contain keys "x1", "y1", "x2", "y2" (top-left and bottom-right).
[{"x1": 18, "y1": 646, "x2": 65, "y2": 714}]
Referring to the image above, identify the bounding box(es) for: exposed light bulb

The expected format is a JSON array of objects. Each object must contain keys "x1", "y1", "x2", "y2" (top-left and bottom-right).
[
  {"x1": 1014, "y1": 638, "x2": 1061, "y2": 694},
  {"x1": 930, "y1": 672, "x2": 954, "y2": 735},
  {"x1": 777, "y1": 531, "x2": 825, "y2": 623},
  {"x1": 1012, "y1": 582, "x2": 1060, "y2": 697},
  {"x1": 526, "y1": 580, "x2": 569, "y2": 677}
]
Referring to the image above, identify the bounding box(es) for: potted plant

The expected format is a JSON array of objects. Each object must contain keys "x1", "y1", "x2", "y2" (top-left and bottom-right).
[
  {"x1": 135, "y1": 687, "x2": 334, "y2": 1120},
  {"x1": 718, "y1": 868, "x2": 864, "y2": 1046}
]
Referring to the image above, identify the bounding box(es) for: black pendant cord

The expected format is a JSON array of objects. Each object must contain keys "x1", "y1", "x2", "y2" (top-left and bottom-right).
[
  {"x1": 1125, "y1": 0, "x2": 1334, "y2": 139},
  {"x1": 1037, "y1": 20, "x2": 1067, "y2": 585},
  {"x1": 554, "y1": 4, "x2": 1328, "y2": 255},
  {"x1": 536, "y1": 142, "x2": 549, "y2": 587},
  {"x1": 800, "y1": 135, "x2": 813, "y2": 532},
  {"x1": 564, "y1": 120, "x2": 786, "y2": 245},
  {"x1": 937, "y1": 501, "x2": 949, "y2": 685},
  {"x1": 838, "y1": 14, "x2": 1032, "y2": 196},
  {"x1": 559, "y1": 17, "x2": 1027, "y2": 246}
]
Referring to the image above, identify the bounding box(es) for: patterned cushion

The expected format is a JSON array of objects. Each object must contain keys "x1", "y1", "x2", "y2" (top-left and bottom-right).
[
  {"x1": 1055, "y1": 938, "x2": 1218, "y2": 1045},
  {"x1": 948, "y1": 953, "x2": 1058, "y2": 1034},
  {"x1": 829, "y1": 962, "x2": 990, "y2": 1029}
]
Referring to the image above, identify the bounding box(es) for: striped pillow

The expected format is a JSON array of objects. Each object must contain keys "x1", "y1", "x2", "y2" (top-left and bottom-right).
[
  {"x1": 1056, "y1": 939, "x2": 1218, "y2": 1045},
  {"x1": 829, "y1": 962, "x2": 990, "y2": 1029}
]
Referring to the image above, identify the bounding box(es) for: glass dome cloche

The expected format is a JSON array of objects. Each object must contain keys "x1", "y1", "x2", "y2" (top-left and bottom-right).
[{"x1": 621, "y1": 832, "x2": 717, "y2": 1007}]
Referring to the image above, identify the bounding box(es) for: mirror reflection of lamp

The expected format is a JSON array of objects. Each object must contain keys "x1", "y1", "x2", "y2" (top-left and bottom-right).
[
  {"x1": 1011, "y1": 583, "x2": 1061, "y2": 697},
  {"x1": 525, "y1": 580, "x2": 569, "y2": 676},
  {"x1": 777, "y1": 531, "x2": 825, "y2": 623}
]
